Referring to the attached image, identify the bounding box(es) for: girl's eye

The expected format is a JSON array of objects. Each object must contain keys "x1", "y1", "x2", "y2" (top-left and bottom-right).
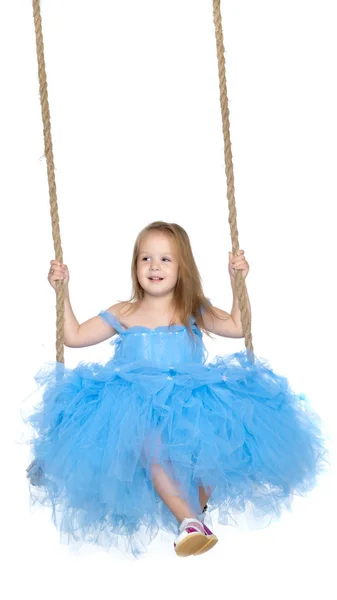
[{"x1": 141, "y1": 257, "x2": 171, "y2": 262}]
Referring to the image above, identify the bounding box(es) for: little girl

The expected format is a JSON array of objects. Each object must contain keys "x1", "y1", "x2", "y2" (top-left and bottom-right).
[{"x1": 26, "y1": 221, "x2": 327, "y2": 558}]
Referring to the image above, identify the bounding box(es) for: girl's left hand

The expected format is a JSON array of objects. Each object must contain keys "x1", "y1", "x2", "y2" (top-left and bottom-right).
[{"x1": 228, "y1": 250, "x2": 249, "y2": 280}]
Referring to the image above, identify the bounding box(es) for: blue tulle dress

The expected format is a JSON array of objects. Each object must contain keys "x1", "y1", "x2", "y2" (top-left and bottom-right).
[{"x1": 26, "y1": 310, "x2": 327, "y2": 556}]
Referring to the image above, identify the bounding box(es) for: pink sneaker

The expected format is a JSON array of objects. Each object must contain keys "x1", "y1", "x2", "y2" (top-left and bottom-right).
[
  {"x1": 193, "y1": 505, "x2": 218, "y2": 555},
  {"x1": 174, "y1": 517, "x2": 207, "y2": 557}
]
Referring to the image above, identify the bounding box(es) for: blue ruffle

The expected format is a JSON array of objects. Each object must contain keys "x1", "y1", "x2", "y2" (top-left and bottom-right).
[{"x1": 25, "y1": 346, "x2": 328, "y2": 556}]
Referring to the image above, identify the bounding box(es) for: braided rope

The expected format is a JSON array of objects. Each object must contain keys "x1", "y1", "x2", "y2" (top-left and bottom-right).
[
  {"x1": 212, "y1": 0, "x2": 254, "y2": 360},
  {"x1": 32, "y1": 0, "x2": 64, "y2": 363}
]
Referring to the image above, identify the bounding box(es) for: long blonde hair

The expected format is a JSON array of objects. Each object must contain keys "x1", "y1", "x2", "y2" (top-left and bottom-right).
[{"x1": 123, "y1": 221, "x2": 226, "y2": 338}]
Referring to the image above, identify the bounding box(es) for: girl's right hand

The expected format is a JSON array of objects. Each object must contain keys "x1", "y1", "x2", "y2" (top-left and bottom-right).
[{"x1": 48, "y1": 260, "x2": 70, "y2": 290}]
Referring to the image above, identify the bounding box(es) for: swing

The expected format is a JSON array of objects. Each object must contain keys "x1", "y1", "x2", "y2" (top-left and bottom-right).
[{"x1": 26, "y1": 1, "x2": 327, "y2": 555}]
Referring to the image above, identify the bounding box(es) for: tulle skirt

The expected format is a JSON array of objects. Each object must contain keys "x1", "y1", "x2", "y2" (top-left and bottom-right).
[{"x1": 25, "y1": 351, "x2": 328, "y2": 556}]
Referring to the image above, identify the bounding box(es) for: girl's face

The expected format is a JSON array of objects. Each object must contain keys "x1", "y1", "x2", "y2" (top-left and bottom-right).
[{"x1": 137, "y1": 232, "x2": 179, "y2": 297}]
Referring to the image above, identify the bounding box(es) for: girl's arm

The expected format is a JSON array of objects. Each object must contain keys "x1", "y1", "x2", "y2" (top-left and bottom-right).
[
  {"x1": 64, "y1": 291, "x2": 119, "y2": 348},
  {"x1": 202, "y1": 279, "x2": 251, "y2": 339},
  {"x1": 48, "y1": 260, "x2": 118, "y2": 348}
]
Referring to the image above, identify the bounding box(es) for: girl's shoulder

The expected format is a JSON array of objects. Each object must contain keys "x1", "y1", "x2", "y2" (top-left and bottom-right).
[
  {"x1": 105, "y1": 301, "x2": 135, "y2": 318},
  {"x1": 99, "y1": 301, "x2": 135, "y2": 334},
  {"x1": 104, "y1": 301, "x2": 141, "y2": 330}
]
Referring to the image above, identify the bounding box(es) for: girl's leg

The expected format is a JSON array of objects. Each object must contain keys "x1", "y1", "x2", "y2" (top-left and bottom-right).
[
  {"x1": 151, "y1": 463, "x2": 199, "y2": 523},
  {"x1": 142, "y1": 432, "x2": 201, "y2": 525}
]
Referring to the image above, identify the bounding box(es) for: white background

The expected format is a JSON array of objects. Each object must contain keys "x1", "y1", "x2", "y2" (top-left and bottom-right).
[{"x1": 0, "y1": 1, "x2": 336, "y2": 598}]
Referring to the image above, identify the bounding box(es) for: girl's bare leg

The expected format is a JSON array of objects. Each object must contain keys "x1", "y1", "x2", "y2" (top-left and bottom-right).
[
  {"x1": 151, "y1": 463, "x2": 199, "y2": 524},
  {"x1": 143, "y1": 434, "x2": 202, "y2": 525}
]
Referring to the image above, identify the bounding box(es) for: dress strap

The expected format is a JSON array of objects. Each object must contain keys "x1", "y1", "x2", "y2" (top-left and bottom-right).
[{"x1": 99, "y1": 310, "x2": 124, "y2": 334}]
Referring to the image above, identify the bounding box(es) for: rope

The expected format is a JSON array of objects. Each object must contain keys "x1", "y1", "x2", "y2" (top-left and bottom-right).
[
  {"x1": 212, "y1": 0, "x2": 254, "y2": 360},
  {"x1": 32, "y1": 0, "x2": 64, "y2": 363}
]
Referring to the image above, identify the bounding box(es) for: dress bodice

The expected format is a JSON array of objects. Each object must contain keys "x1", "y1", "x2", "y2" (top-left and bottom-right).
[{"x1": 99, "y1": 310, "x2": 207, "y2": 367}]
